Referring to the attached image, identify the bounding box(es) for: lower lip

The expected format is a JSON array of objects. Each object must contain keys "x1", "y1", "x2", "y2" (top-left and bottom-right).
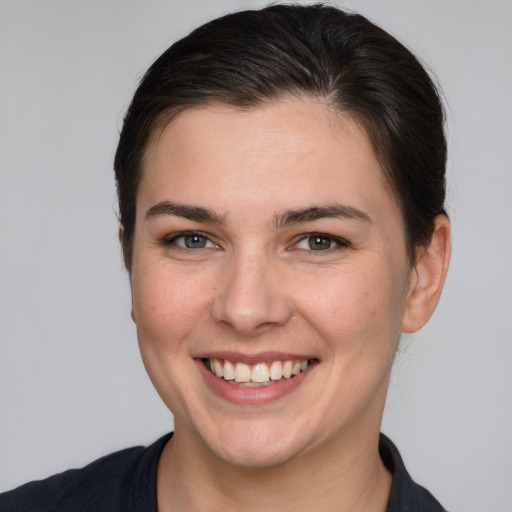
[{"x1": 196, "y1": 359, "x2": 315, "y2": 404}]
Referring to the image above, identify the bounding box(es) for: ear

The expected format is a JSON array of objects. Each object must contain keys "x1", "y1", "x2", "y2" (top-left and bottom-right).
[{"x1": 402, "y1": 214, "x2": 451, "y2": 333}]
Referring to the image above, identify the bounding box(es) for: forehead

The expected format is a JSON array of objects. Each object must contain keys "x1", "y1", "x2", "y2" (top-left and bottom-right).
[{"x1": 139, "y1": 99, "x2": 398, "y2": 224}]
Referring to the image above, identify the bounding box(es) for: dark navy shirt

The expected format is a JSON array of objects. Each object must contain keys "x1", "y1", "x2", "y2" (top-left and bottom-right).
[{"x1": 0, "y1": 433, "x2": 446, "y2": 511}]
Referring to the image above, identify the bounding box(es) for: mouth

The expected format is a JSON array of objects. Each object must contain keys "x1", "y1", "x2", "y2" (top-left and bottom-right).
[{"x1": 203, "y1": 358, "x2": 313, "y2": 387}]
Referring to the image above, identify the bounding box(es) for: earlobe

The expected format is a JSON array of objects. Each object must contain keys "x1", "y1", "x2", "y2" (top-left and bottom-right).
[{"x1": 402, "y1": 215, "x2": 451, "y2": 333}]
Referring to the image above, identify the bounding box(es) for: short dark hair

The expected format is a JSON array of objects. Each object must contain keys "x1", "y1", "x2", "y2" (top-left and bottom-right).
[{"x1": 114, "y1": 3, "x2": 447, "y2": 268}]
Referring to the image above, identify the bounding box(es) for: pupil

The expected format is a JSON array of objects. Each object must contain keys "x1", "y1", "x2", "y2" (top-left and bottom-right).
[
  {"x1": 309, "y1": 236, "x2": 331, "y2": 250},
  {"x1": 185, "y1": 234, "x2": 206, "y2": 248}
]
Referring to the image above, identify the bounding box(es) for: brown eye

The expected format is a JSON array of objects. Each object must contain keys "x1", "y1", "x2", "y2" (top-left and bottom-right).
[
  {"x1": 183, "y1": 234, "x2": 207, "y2": 248},
  {"x1": 308, "y1": 235, "x2": 332, "y2": 250},
  {"x1": 168, "y1": 232, "x2": 216, "y2": 249},
  {"x1": 293, "y1": 233, "x2": 349, "y2": 253}
]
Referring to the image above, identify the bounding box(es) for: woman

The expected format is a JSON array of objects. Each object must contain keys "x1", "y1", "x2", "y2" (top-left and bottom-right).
[{"x1": 0, "y1": 4, "x2": 451, "y2": 511}]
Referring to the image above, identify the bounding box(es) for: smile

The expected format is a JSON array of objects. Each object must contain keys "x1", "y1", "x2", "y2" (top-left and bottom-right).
[{"x1": 205, "y1": 358, "x2": 310, "y2": 387}]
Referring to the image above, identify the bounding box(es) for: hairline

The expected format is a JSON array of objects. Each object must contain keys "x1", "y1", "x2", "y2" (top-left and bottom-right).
[{"x1": 129, "y1": 95, "x2": 417, "y2": 268}]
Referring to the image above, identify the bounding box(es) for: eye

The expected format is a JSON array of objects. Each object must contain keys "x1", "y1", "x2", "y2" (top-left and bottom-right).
[
  {"x1": 167, "y1": 231, "x2": 217, "y2": 250},
  {"x1": 294, "y1": 233, "x2": 349, "y2": 252}
]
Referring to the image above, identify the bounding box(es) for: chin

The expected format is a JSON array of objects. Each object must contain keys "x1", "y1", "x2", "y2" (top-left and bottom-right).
[{"x1": 201, "y1": 418, "x2": 310, "y2": 469}]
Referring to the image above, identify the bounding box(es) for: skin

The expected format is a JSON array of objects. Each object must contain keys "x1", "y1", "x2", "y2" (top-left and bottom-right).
[{"x1": 128, "y1": 98, "x2": 451, "y2": 511}]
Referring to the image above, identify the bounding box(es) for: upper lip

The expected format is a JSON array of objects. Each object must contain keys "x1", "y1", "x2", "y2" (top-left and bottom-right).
[{"x1": 194, "y1": 351, "x2": 316, "y2": 364}]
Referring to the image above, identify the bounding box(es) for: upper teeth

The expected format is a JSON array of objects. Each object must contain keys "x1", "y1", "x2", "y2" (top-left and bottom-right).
[{"x1": 208, "y1": 358, "x2": 309, "y2": 384}]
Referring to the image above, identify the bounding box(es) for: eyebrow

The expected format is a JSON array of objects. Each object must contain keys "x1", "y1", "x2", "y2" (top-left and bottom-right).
[
  {"x1": 145, "y1": 201, "x2": 371, "y2": 228},
  {"x1": 273, "y1": 204, "x2": 372, "y2": 228},
  {"x1": 145, "y1": 201, "x2": 225, "y2": 225}
]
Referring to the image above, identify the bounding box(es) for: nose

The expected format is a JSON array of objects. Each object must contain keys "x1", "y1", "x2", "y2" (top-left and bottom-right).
[{"x1": 212, "y1": 251, "x2": 293, "y2": 336}]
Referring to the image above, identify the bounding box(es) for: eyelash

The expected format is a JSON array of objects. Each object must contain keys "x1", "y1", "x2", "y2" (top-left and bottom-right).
[
  {"x1": 163, "y1": 231, "x2": 350, "y2": 253},
  {"x1": 292, "y1": 233, "x2": 350, "y2": 253},
  {"x1": 164, "y1": 231, "x2": 217, "y2": 250}
]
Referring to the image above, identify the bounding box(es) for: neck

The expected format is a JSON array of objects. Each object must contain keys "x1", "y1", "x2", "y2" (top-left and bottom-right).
[{"x1": 157, "y1": 422, "x2": 392, "y2": 512}]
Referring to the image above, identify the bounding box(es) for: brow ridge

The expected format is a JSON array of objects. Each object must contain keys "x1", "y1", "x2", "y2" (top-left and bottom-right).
[
  {"x1": 145, "y1": 201, "x2": 225, "y2": 225},
  {"x1": 273, "y1": 204, "x2": 372, "y2": 228},
  {"x1": 145, "y1": 201, "x2": 370, "y2": 228}
]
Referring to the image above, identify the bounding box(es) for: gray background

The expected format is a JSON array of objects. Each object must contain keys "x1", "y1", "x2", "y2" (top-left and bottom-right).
[{"x1": 1, "y1": 1, "x2": 511, "y2": 511}]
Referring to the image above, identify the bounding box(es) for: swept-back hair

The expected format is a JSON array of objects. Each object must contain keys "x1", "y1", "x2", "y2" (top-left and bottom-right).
[{"x1": 115, "y1": 4, "x2": 446, "y2": 268}]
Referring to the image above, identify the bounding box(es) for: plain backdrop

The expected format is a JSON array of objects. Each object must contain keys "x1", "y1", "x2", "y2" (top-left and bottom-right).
[{"x1": 1, "y1": 1, "x2": 511, "y2": 511}]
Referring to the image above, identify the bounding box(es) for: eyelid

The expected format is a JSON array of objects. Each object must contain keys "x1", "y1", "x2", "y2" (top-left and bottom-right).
[
  {"x1": 292, "y1": 232, "x2": 351, "y2": 251},
  {"x1": 164, "y1": 230, "x2": 218, "y2": 249},
  {"x1": 161, "y1": 230, "x2": 349, "y2": 252}
]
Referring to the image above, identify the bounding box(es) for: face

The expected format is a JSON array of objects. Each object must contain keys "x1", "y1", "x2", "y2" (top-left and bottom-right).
[{"x1": 130, "y1": 98, "x2": 414, "y2": 468}]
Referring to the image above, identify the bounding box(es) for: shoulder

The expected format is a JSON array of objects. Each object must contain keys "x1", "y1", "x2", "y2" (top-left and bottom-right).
[
  {"x1": 0, "y1": 433, "x2": 172, "y2": 512},
  {"x1": 380, "y1": 434, "x2": 447, "y2": 512}
]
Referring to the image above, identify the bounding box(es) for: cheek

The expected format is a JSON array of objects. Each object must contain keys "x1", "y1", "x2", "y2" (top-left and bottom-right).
[
  {"x1": 131, "y1": 264, "x2": 214, "y2": 350},
  {"x1": 130, "y1": 264, "x2": 217, "y2": 416},
  {"x1": 292, "y1": 262, "x2": 406, "y2": 353}
]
